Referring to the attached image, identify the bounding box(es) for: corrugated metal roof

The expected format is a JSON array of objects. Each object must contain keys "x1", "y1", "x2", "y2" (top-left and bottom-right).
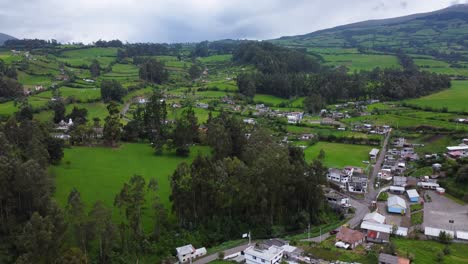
[
  {"x1": 388, "y1": 196, "x2": 407, "y2": 209},
  {"x1": 424, "y1": 227, "x2": 455, "y2": 237},
  {"x1": 406, "y1": 189, "x2": 419, "y2": 198},
  {"x1": 360, "y1": 221, "x2": 408, "y2": 236},
  {"x1": 363, "y1": 212, "x2": 386, "y2": 224},
  {"x1": 457, "y1": 231, "x2": 468, "y2": 240}
]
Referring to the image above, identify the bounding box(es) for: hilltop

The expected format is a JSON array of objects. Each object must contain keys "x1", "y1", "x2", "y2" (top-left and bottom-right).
[
  {"x1": 272, "y1": 4, "x2": 468, "y2": 60},
  {"x1": 0, "y1": 32, "x2": 16, "y2": 45}
]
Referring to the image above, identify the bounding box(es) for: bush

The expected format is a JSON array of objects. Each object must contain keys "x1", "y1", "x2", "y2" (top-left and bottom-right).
[
  {"x1": 378, "y1": 191, "x2": 389, "y2": 201},
  {"x1": 218, "y1": 251, "x2": 225, "y2": 260}
]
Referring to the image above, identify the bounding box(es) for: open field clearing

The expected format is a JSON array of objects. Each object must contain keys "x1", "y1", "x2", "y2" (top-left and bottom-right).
[
  {"x1": 404, "y1": 80, "x2": 468, "y2": 112},
  {"x1": 50, "y1": 144, "x2": 210, "y2": 227},
  {"x1": 393, "y1": 238, "x2": 468, "y2": 264},
  {"x1": 321, "y1": 53, "x2": 401, "y2": 72},
  {"x1": 304, "y1": 142, "x2": 372, "y2": 168}
]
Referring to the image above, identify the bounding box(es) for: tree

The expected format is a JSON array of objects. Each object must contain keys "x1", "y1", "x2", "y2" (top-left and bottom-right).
[
  {"x1": 172, "y1": 107, "x2": 198, "y2": 156},
  {"x1": 317, "y1": 149, "x2": 325, "y2": 160},
  {"x1": 139, "y1": 59, "x2": 169, "y2": 84},
  {"x1": 103, "y1": 102, "x2": 122, "y2": 147},
  {"x1": 46, "y1": 136, "x2": 64, "y2": 164},
  {"x1": 67, "y1": 107, "x2": 88, "y2": 125},
  {"x1": 438, "y1": 230, "x2": 453, "y2": 244},
  {"x1": 188, "y1": 64, "x2": 203, "y2": 80},
  {"x1": 144, "y1": 91, "x2": 168, "y2": 154},
  {"x1": 52, "y1": 99, "x2": 66, "y2": 123},
  {"x1": 67, "y1": 189, "x2": 93, "y2": 261},
  {"x1": 89, "y1": 201, "x2": 115, "y2": 263},
  {"x1": 304, "y1": 93, "x2": 325, "y2": 114},
  {"x1": 16, "y1": 103, "x2": 34, "y2": 121},
  {"x1": 237, "y1": 73, "x2": 256, "y2": 98},
  {"x1": 101, "y1": 79, "x2": 126, "y2": 102},
  {"x1": 90, "y1": 60, "x2": 101, "y2": 78}
]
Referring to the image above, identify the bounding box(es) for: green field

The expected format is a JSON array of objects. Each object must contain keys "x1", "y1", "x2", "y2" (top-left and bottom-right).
[
  {"x1": 254, "y1": 94, "x2": 288, "y2": 106},
  {"x1": 393, "y1": 238, "x2": 468, "y2": 264},
  {"x1": 304, "y1": 142, "x2": 372, "y2": 168},
  {"x1": 321, "y1": 53, "x2": 401, "y2": 72},
  {"x1": 405, "y1": 80, "x2": 468, "y2": 112},
  {"x1": 50, "y1": 144, "x2": 210, "y2": 227}
]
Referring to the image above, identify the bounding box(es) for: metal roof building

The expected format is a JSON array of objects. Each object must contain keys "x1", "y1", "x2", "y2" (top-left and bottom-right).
[{"x1": 387, "y1": 196, "x2": 407, "y2": 214}]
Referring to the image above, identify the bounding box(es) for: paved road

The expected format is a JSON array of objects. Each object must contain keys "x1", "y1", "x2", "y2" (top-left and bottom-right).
[
  {"x1": 193, "y1": 243, "x2": 251, "y2": 264},
  {"x1": 365, "y1": 130, "x2": 391, "y2": 203}
]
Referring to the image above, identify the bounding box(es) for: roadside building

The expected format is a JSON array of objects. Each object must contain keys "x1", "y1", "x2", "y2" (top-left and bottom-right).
[
  {"x1": 244, "y1": 244, "x2": 284, "y2": 264},
  {"x1": 335, "y1": 227, "x2": 365, "y2": 249},
  {"x1": 370, "y1": 148, "x2": 380, "y2": 161},
  {"x1": 363, "y1": 211, "x2": 386, "y2": 224},
  {"x1": 456, "y1": 231, "x2": 468, "y2": 241},
  {"x1": 176, "y1": 244, "x2": 207, "y2": 263},
  {"x1": 406, "y1": 189, "x2": 419, "y2": 203},
  {"x1": 424, "y1": 227, "x2": 455, "y2": 239},
  {"x1": 393, "y1": 176, "x2": 407, "y2": 187},
  {"x1": 389, "y1": 186, "x2": 405, "y2": 195},
  {"x1": 418, "y1": 181, "x2": 440, "y2": 190},
  {"x1": 360, "y1": 221, "x2": 408, "y2": 237},
  {"x1": 387, "y1": 196, "x2": 407, "y2": 214}
]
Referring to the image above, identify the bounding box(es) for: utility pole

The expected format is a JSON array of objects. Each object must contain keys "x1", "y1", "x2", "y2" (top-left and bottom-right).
[
  {"x1": 248, "y1": 231, "x2": 251, "y2": 245},
  {"x1": 308, "y1": 224, "x2": 311, "y2": 240},
  {"x1": 320, "y1": 227, "x2": 322, "y2": 242}
]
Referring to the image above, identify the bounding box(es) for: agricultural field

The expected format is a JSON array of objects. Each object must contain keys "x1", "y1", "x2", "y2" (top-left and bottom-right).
[
  {"x1": 50, "y1": 144, "x2": 210, "y2": 228},
  {"x1": 57, "y1": 47, "x2": 118, "y2": 68},
  {"x1": 319, "y1": 52, "x2": 401, "y2": 72},
  {"x1": 303, "y1": 142, "x2": 372, "y2": 168},
  {"x1": 415, "y1": 58, "x2": 468, "y2": 77},
  {"x1": 393, "y1": 238, "x2": 468, "y2": 264},
  {"x1": 405, "y1": 80, "x2": 468, "y2": 113}
]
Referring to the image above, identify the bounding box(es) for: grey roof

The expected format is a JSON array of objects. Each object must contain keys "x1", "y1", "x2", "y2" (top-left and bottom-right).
[{"x1": 378, "y1": 253, "x2": 399, "y2": 264}]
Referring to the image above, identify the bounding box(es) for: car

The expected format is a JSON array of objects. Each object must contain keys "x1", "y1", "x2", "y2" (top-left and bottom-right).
[{"x1": 329, "y1": 229, "x2": 339, "y2": 235}]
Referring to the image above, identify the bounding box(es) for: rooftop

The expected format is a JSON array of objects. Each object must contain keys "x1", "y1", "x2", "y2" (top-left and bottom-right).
[
  {"x1": 176, "y1": 244, "x2": 195, "y2": 256},
  {"x1": 245, "y1": 245, "x2": 284, "y2": 261}
]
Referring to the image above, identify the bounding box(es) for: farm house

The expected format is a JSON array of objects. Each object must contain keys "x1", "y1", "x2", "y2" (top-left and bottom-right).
[
  {"x1": 387, "y1": 196, "x2": 407, "y2": 214},
  {"x1": 406, "y1": 189, "x2": 419, "y2": 203}
]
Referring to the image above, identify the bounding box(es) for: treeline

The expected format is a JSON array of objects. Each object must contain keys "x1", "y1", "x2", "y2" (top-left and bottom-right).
[
  {"x1": 94, "y1": 39, "x2": 123, "y2": 48},
  {"x1": 117, "y1": 43, "x2": 182, "y2": 59},
  {"x1": 0, "y1": 59, "x2": 22, "y2": 101},
  {"x1": 171, "y1": 112, "x2": 328, "y2": 240},
  {"x1": 3, "y1": 39, "x2": 60, "y2": 50},
  {"x1": 233, "y1": 41, "x2": 321, "y2": 74}
]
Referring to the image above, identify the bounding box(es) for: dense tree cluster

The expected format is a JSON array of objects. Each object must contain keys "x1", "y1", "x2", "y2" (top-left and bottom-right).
[
  {"x1": 0, "y1": 59, "x2": 21, "y2": 100},
  {"x1": 170, "y1": 113, "x2": 328, "y2": 241},
  {"x1": 101, "y1": 79, "x2": 126, "y2": 102},
  {"x1": 90, "y1": 59, "x2": 101, "y2": 78},
  {"x1": 233, "y1": 41, "x2": 321, "y2": 74},
  {"x1": 94, "y1": 39, "x2": 123, "y2": 48},
  {"x1": 3, "y1": 39, "x2": 59, "y2": 50},
  {"x1": 139, "y1": 59, "x2": 169, "y2": 84},
  {"x1": 118, "y1": 43, "x2": 182, "y2": 59}
]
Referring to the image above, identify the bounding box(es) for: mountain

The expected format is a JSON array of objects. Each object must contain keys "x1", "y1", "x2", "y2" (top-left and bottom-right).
[
  {"x1": 0, "y1": 33, "x2": 16, "y2": 45},
  {"x1": 271, "y1": 4, "x2": 468, "y2": 60}
]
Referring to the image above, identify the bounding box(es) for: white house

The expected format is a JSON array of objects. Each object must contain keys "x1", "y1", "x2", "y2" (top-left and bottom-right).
[
  {"x1": 363, "y1": 211, "x2": 386, "y2": 224},
  {"x1": 418, "y1": 181, "x2": 440, "y2": 190},
  {"x1": 387, "y1": 196, "x2": 407, "y2": 214},
  {"x1": 369, "y1": 148, "x2": 380, "y2": 161},
  {"x1": 176, "y1": 244, "x2": 207, "y2": 263},
  {"x1": 360, "y1": 221, "x2": 408, "y2": 237},
  {"x1": 245, "y1": 245, "x2": 284, "y2": 264},
  {"x1": 406, "y1": 189, "x2": 420, "y2": 203},
  {"x1": 424, "y1": 227, "x2": 455, "y2": 238},
  {"x1": 243, "y1": 118, "x2": 256, "y2": 125}
]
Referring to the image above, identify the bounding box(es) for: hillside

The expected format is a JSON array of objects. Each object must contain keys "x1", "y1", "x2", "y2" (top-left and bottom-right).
[
  {"x1": 272, "y1": 4, "x2": 468, "y2": 61},
  {"x1": 0, "y1": 32, "x2": 16, "y2": 45}
]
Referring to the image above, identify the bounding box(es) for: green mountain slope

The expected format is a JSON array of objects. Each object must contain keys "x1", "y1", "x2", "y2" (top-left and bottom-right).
[
  {"x1": 272, "y1": 4, "x2": 468, "y2": 61},
  {"x1": 0, "y1": 33, "x2": 16, "y2": 45}
]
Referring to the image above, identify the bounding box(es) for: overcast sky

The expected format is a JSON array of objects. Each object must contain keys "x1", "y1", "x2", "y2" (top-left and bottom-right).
[{"x1": 0, "y1": 0, "x2": 465, "y2": 43}]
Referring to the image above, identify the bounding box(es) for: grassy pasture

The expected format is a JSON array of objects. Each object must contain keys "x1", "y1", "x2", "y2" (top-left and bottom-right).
[
  {"x1": 50, "y1": 144, "x2": 210, "y2": 228},
  {"x1": 254, "y1": 94, "x2": 288, "y2": 106},
  {"x1": 304, "y1": 142, "x2": 372, "y2": 168},
  {"x1": 321, "y1": 53, "x2": 401, "y2": 72},
  {"x1": 404, "y1": 80, "x2": 468, "y2": 112},
  {"x1": 393, "y1": 238, "x2": 468, "y2": 264}
]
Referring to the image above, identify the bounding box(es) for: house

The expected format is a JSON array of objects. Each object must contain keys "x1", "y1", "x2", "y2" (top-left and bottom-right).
[
  {"x1": 196, "y1": 103, "x2": 209, "y2": 109},
  {"x1": 389, "y1": 186, "x2": 405, "y2": 195},
  {"x1": 257, "y1": 239, "x2": 302, "y2": 261},
  {"x1": 360, "y1": 221, "x2": 408, "y2": 236},
  {"x1": 176, "y1": 244, "x2": 207, "y2": 263},
  {"x1": 393, "y1": 176, "x2": 407, "y2": 187},
  {"x1": 287, "y1": 112, "x2": 303, "y2": 124},
  {"x1": 324, "y1": 190, "x2": 350, "y2": 208},
  {"x1": 406, "y1": 189, "x2": 419, "y2": 203},
  {"x1": 243, "y1": 118, "x2": 256, "y2": 125},
  {"x1": 348, "y1": 172, "x2": 368, "y2": 193},
  {"x1": 335, "y1": 227, "x2": 365, "y2": 249},
  {"x1": 387, "y1": 196, "x2": 407, "y2": 214},
  {"x1": 327, "y1": 168, "x2": 346, "y2": 184},
  {"x1": 363, "y1": 211, "x2": 386, "y2": 224},
  {"x1": 366, "y1": 229, "x2": 390, "y2": 244},
  {"x1": 244, "y1": 244, "x2": 284, "y2": 264},
  {"x1": 300, "y1": 134, "x2": 314, "y2": 140},
  {"x1": 447, "y1": 145, "x2": 468, "y2": 159},
  {"x1": 378, "y1": 253, "x2": 410, "y2": 264},
  {"x1": 456, "y1": 231, "x2": 468, "y2": 241},
  {"x1": 370, "y1": 148, "x2": 380, "y2": 161},
  {"x1": 418, "y1": 181, "x2": 440, "y2": 190}
]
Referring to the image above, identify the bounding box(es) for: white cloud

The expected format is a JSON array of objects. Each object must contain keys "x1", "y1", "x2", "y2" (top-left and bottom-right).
[{"x1": 0, "y1": 0, "x2": 457, "y2": 43}]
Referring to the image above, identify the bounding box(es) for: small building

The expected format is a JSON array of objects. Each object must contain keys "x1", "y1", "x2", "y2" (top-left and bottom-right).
[
  {"x1": 457, "y1": 231, "x2": 468, "y2": 241},
  {"x1": 393, "y1": 176, "x2": 407, "y2": 187},
  {"x1": 424, "y1": 227, "x2": 455, "y2": 239},
  {"x1": 243, "y1": 118, "x2": 256, "y2": 125},
  {"x1": 387, "y1": 196, "x2": 407, "y2": 214},
  {"x1": 176, "y1": 244, "x2": 207, "y2": 263},
  {"x1": 418, "y1": 181, "x2": 440, "y2": 190},
  {"x1": 360, "y1": 221, "x2": 408, "y2": 237},
  {"x1": 378, "y1": 253, "x2": 410, "y2": 264},
  {"x1": 370, "y1": 148, "x2": 380, "y2": 161},
  {"x1": 244, "y1": 244, "x2": 284, "y2": 264},
  {"x1": 389, "y1": 186, "x2": 405, "y2": 195},
  {"x1": 363, "y1": 211, "x2": 386, "y2": 224},
  {"x1": 406, "y1": 189, "x2": 419, "y2": 203},
  {"x1": 335, "y1": 227, "x2": 365, "y2": 249}
]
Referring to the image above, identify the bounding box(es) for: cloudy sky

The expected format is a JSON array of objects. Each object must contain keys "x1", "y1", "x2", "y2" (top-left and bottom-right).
[{"x1": 0, "y1": 0, "x2": 465, "y2": 43}]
